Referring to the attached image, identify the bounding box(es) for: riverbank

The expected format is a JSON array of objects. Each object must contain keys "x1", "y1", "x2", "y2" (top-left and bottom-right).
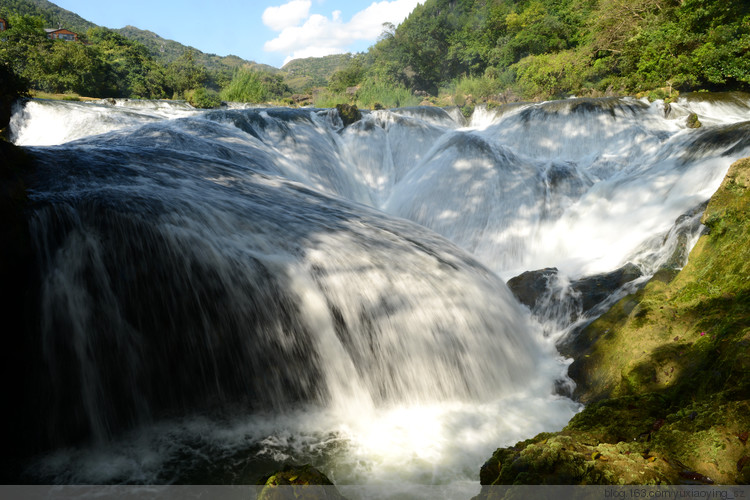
[{"x1": 476, "y1": 157, "x2": 750, "y2": 491}]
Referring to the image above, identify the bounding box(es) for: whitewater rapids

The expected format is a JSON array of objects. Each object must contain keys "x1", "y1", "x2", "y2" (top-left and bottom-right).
[{"x1": 9, "y1": 94, "x2": 750, "y2": 496}]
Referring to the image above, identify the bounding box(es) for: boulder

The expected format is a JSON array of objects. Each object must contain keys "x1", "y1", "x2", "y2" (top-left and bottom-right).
[
  {"x1": 335, "y1": 103, "x2": 361, "y2": 127},
  {"x1": 686, "y1": 112, "x2": 702, "y2": 129},
  {"x1": 506, "y1": 267, "x2": 559, "y2": 311},
  {"x1": 571, "y1": 263, "x2": 642, "y2": 314},
  {"x1": 257, "y1": 464, "x2": 347, "y2": 500},
  {"x1": 507, "y1": 264, "x2": 642, "y2": 322}
]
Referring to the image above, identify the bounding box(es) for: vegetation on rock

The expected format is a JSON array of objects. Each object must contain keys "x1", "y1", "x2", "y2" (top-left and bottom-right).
[
  {"x1": 478, "y1": 157, "x2": 750, "y2": 488},
  {"x1": 257, "y1": 464, "x2": 347, "y2": 500},
  {"x1": 335, "y1": 103, "x2": 361, "y2": 127}
]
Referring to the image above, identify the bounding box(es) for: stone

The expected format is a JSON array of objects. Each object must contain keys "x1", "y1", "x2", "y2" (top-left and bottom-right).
[
  {"x1": 335, "y1": 103, "x2": 361, "y2": 127},
  {"x1": 257, "y1": 464, "x2": 347, "y2": 500},
  {"x1": 686, "y1": 112, "x2": 702, "y2": 128}
]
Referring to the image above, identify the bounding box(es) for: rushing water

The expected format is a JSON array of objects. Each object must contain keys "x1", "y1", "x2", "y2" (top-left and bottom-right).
[{"x1": 9, "y1": 95, "x2": 750, "y2": 496}]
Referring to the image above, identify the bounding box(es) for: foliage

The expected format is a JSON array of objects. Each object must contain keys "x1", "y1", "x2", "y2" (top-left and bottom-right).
[
  {"x1": 166, "y1": 49, "x2": 207, "y2": 99},
  {"x1": 512, "y1": 49, "x2": 597, "y2": 100},
  {"x1": 328, "y1": 55, "x2": 366, "y2": 93},
  {"x1": 355, "y1": 78, "x2": 420, "y2": 109},
  {"x1": 282, "y1": 53, "x2": 353, "y2": 91},
  {"x1": 312, "y1": 89, "x2": 347, "y2": 109},
  {"x1": 360, "y1": 0, "x2": 750, "y2": 101},
  {"x1": 5, "y1": 0, "x2": 750, "y2": 104},
  {"x1": 219, "y1": 68, "x2": 291, "y2": 103},
  {"x1": 0, "y1": 12, "x2": 172, "y2": 98},
  {"x1": 220, "y1": 68, "x2": 267, "y2": 103},
  {"x1": 0, "y1": 0, "x2": 96, "y2": 35},
  {"x1": 443, "y1": 73, "x2": 505, "y2": 102},
  {"x1": 477, "y1": 157, "x2": 750, "y2": 488},
  {"x1": 185, "y1": 86, "x2": 221, "y2": 109}
]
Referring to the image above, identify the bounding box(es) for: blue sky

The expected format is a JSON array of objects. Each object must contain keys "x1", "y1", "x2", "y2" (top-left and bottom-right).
[{"x1": 51, "y1": 0, "x2": 423, "y2": 68}]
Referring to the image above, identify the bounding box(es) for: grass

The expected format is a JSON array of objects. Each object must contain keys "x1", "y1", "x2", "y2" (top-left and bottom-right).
[{"x1": 29, "y1": 90, "x2": 98, "y2": 101}]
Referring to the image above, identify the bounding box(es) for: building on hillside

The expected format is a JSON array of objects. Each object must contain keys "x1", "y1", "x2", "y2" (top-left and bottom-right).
[
  {"x1": 0, "y1": 18, "x2": 7, "y2": 31},
  {"x1": 45, "y1": 27, "x2": 78, "y2": 41}
]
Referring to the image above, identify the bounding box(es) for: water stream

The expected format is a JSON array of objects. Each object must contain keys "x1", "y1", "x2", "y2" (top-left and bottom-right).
[{"x1": 9, "y1": 94, "x2": 750, "y2": 496}]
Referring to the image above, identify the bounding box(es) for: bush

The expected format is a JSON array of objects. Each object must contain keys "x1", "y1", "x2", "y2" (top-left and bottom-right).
[
  {"x1": 220, "y1": 68, "x2": 267, "y2": 103},
  {"x1": 186, "y1": 87, "x2": 221, "y2": 108},
  {"x1": 313, "y1": 90, "x2": 349, "y2": 108},
  {"x1": 355, "y1": 79, "x2": 420, "y2": 109},
  {"x1": 512, "y1": 49, "x2": 595, "y2": 100}
]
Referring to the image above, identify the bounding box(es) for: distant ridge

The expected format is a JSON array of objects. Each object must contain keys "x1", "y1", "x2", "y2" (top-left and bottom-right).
[
  {"x1": 0, "y1": 0, "x2": 359, "y2": 90},
  {"x1": 282, "y1": 54, "x2": 354, "y2": 90},
  {"x1": 0, "y1": 0, "x2": 96, "y2": 33},
  {"x1": 114, "y1": 25, "x2": 280, "y2": 74},
  {"x1": 0, "y1": 0, "x2": 273, "y2": 74}
]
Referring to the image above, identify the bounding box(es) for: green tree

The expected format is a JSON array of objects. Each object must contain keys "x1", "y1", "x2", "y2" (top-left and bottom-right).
[
  {"x1": 167, "y1": 49, "x2": 207, "y2": 98},
  {"x1": 328, "y1": 56, "x2": 366, "y2": 93},
  {"x1": 0, "y1": 14, "x2": 49, "y2": 78},
  {"x1": 32, "y1": 40, "x2": 109, "y2": 95},
  {"x1": 86, "y1": 27, "x2": 168, "y2": 98}
]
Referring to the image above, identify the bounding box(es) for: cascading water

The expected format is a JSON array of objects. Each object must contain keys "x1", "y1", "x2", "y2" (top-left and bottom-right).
[{"x1": 8, "y1": 94, "x2": 750, "y2": 496}]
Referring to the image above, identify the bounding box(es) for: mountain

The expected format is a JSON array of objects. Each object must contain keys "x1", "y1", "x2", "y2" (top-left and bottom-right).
[
  {"x1": 0, "y1": 0, "x2": 95, "y2": 33},
  {"x1": 114, "y1": 25, "x2": 279, "y2": 76},
  {"x1": 0, "y1": 0, "x2": 270, "y2": 76},
  {"x1": 282, "y1": 54, "x2": 354, "y2": 91}
]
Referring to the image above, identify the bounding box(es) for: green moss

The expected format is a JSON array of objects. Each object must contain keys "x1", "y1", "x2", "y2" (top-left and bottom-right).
[
  {"x1": 257, "y1": 464, "x2": 346, "y2": 500},
  {"x1": 479, "y1": 158, "x2": 750, "y2": 490}
]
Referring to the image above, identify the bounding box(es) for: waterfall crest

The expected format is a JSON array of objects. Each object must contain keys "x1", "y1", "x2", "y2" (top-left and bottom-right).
[{"x1": 10, "y1": 94, "x2": 750, "y2": 490}]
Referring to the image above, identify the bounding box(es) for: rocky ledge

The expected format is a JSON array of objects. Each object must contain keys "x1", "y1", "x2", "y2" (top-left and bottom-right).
[{"x1": 477, "y1": 157, "x2": 750, "y2": 492}]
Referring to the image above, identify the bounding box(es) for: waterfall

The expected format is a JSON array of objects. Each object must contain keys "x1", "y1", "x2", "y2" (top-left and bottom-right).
[{"x1": 9, "y1": 95, "x2": 750, "y2": 493}]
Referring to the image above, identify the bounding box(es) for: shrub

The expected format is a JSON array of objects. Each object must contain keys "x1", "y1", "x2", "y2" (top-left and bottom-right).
[
  {"x1": 220, "y1": 68, "x2": 267, "y2": 103},
  {"x1": 355, "y1": 79, "x2": 420, "y2": 109},
  {"x1": 186, "y1": 87, "x2": 221, "y2": 108}
]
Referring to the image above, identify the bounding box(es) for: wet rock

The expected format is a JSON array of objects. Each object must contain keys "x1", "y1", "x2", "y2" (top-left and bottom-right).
[
  {"x1": 0, "y1": 139, "x2": 42, "y2": 471},
  {"x1": 571, "y1": 263, "x2": 642, "y2": 314},
  {"x1": 257, "y1": 464, "x2": 346, "y2": 500},
  {"x1": 507, "y1": 263, "x2": 642, "y2": 321},
  {"x1": 506, "y1": 267, "x2": 558, "y2": 310},
  {"x1": 480, "y1": 157, "x2": 750, "y2": 488},
  {"x1": 335, "y1": 103, "x2": 361, "y2": 126},
  {"x1": 686, "y1": 112, "x2": 702, "y2": 129}
]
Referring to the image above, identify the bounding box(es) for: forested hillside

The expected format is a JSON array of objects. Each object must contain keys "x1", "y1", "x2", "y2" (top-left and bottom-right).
[
  {"x1": 327, "y1": 0, "x2": 750, "y2": 104},
  {"x1": 282, "y1": 54, "x2": 354, "y2": 92},
  {"x1": 0, "y1": 0, "x2": 295, "y2": 106},
  {"x1": 2, "y1": 0, "x2": 749, "y2": 108},
  {"x1": 0, "y1": 0, "x2": 94, "y2": 33}
]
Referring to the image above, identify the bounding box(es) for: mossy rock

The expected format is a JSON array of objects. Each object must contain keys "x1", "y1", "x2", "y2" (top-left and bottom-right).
[
  {"x1": 257, "y1": 464, "x2": 346, "y2": 499},
  {"x1": 478, "y1": 395, "x2": 750, "y2": 490},
  {"x1": 570, "y1": 157, "x2": 750, "y2": 403},
  {"x1": 335, "y1": 103, "x2": 361, "y2": 126},
  {"x1": 480, "y1": 157, "x2": 750, "y2": 489},
  {"x1": 686, "y1": 112, "x2": 702, "y2": 129}
]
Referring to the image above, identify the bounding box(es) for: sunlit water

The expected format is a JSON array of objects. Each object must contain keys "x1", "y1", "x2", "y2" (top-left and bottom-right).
[{"x1": 10, "y1": 95, "x2": 750, "y2": 496}]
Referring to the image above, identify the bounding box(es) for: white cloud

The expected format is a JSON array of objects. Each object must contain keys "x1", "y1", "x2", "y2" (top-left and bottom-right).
[
  {"x1": 262, "y1": 0, "x2": 313, "y2": 31},
  {"x1": 264, "y1": 0, "x2": 422, "y2": 65}
]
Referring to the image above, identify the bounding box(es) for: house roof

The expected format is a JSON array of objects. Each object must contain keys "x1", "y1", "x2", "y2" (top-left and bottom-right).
[{"x1": 45, "y1": 28, "x2": 77, "y2": 34}]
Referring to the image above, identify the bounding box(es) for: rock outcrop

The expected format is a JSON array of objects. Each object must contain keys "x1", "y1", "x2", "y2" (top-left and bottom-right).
[
  {"x1": 257, "y1": 464, "x2": 347, "y2": 500},
  {"x1": 478, "y1": 157, "x2": 750, "y2": 490},
  {"x1": 335, "y1": 103, "x2": 361, "y2": 127}
]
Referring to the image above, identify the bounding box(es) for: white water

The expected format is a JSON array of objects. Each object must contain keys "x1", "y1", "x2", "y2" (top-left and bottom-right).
[{"x1": 11, "y1": 95, "x2": 750, "y2": 496}]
